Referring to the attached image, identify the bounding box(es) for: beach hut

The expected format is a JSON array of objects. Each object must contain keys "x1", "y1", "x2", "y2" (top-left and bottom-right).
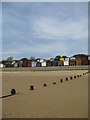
[
  {"x1": 31, "y1": 61, "x2": 36, "y2": 67},
  {"x1": 64, "y1": 60, "x2": 69, "y2": 66},
  {"x1": 58, "y1": 61, "x2": 63, "y2": 66},
  {"x1": 18, "y1": 61, "x2": 23, "y2": 67},
  {"x1": 51, "y1": 60, "x2": 58, "y2": 66},
  {"x1": 22, "y1": 61, "x2": 28, "y2": 67},
  {"x1": 28, "y1": 61, "x2": 32, "y2": 67},
  {"x1": 69, "y1": 59, "x2": 76, "y2": 66},
  {"x1": 41, "y1": 61, "x2": 46, "y2": 67},
  {"x1": 60, "y1": 57, "x2": 65, "y2": 61},
  {"x1": 0, "y1": 63, "x2": 4, "y2": 68},
  {"x1": 36, "y1": 62, "x2": 41, "y2": 67},
  {"x1": 34, "y1": 59, "x2": 46, "y2": 67},
  {"x1": 14, "y1": 62, "x2": 19, "y2": 68},
  {"x1": 46, "y1": 60, "x2": 52, "y2": 67},
  {"x1": 72, "y1": 54, "x2": 88, "y2": 65}
]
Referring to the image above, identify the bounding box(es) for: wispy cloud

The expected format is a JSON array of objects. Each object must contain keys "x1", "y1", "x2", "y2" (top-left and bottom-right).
[
  {"x1": 32, "y1": 17, "x2": 87, "y2": 40},
  {"x1": 2, "y1": 2, "x2": 88, "y2": 60}
]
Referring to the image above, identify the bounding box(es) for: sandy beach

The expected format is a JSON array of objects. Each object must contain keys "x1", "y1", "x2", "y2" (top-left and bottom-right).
[{"x1": 1, "y1": 70, "x2": 88, "y2": 118}]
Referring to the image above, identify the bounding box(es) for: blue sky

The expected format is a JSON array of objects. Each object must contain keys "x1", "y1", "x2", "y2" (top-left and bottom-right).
[{"x1": 2, "y1": 2, "x2": 88, "y2": 60}]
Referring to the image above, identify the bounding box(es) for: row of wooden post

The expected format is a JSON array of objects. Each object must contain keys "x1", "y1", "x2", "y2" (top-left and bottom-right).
[{"x1": 10, "y1": 71, "x2": 88, "y2": 94}]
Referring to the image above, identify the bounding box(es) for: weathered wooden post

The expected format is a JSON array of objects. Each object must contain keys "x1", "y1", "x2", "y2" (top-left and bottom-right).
[
  {"x1": 53, "y1": 82, "x2": 56, "y2": 84},
  {"x1": 70, "y1": 76, "x2": 73, "y2": 80},
  {"x1": 30, "y1": 86, "x2": 34, "y2": 90},
  {"x1": 66, "y1": 77, "x2": 68, "y2": 81},
  {"x1": 43, "y1": 84, "x2": 47, "y2": 87},
  {"x1": 77, "y1": 75, "x2": 79, "y2": 77},
  {"x1": 11, "y1": 89, "x2": 16, "y2": 95},
  {"x1": 74, "y1": 76, "x2": 76, "y2": 78},
  {"x1": 60, "y1": 79, "x2": 63, "y2": 83}
]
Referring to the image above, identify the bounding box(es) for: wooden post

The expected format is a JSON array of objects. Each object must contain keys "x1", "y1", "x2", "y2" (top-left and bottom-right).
[
  {"x1": 53, "y1": 82, "x2": 56, "y2": 84},
  {"x1": 30, "y1": 86, "x2": 34, "y2": 90},
  {"x1": 70, "y1": 76, "x2": 73, "y2": 80},
  {"x1": 74, "y1": 76, "x2": 76, "y2": 78},
  {"x1": 60, "y1": 79, "x2": 63, "y2": 83},
  {"x1": 43, "y1": 84, "x2": 47, "y2": 87},
  {"x1": 11, "y1": 89, "x2": 16, "y2": 95},
  {"x1": 77, "y1": 75, "x2": 79, "y2": 77},
  {"x1": 66, "y1": 77, "x2": 68, "y2": 81}
]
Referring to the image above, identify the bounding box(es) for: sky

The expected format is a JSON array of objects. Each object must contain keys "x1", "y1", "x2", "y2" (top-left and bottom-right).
[{"x1": 2, "y1": 2, "x2": 88, "y2": 60}]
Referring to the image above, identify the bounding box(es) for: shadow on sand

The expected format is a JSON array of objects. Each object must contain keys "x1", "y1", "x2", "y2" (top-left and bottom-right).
[{"x1": 0, "y1": 93, "x2": 18, "y2": 99}]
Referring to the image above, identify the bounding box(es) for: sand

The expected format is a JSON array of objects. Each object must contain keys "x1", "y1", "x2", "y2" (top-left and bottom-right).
[
  {"x1": 1, "y1": 70, "x2": 88, "y2": 118},
  {"x1": 0, "y1": 72, "x2": 2, "y2": 119}
]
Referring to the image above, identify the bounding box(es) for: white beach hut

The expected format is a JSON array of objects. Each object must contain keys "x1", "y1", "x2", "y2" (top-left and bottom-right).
[
  {"x1": 41, "y1": 61, "x2": 46, "y2": 67},
  {"x1": 0, "y1": 63, "x2": 4, "y2": 68}
]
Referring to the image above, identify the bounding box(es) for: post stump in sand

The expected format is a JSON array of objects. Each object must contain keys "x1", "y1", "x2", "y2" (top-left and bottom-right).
[
  {"x1": 30, "y1": 86, "x2": 34, "y2": 90},
  {"x1": 11, "y1": 89, "x2": 16, "y2": 95}
]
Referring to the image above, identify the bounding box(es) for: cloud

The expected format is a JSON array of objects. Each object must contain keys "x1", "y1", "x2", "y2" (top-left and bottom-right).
[
  {"x1": 2, "y1": 37, "x2": 88, "y2": 59},
  {"x1": 2, "y1": 2, "x2": 88, "y2": 60},
  {"x1": 32, "y1": 17, "x2": 88, "y2": 40}
]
